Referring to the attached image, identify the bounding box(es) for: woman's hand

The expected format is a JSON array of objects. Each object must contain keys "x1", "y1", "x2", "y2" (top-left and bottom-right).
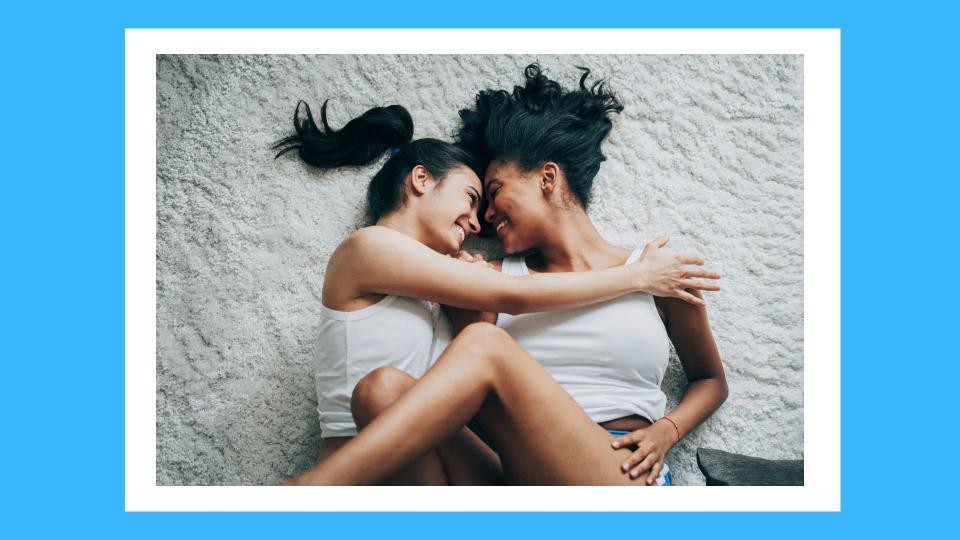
[
  {"x1": 632, "y1": 236, "x2": 720, "y2": 306},
  {"x1": 456, "y1": 250, "x2": 494, "y2": 269},
  {"x1": 611, "y1": 420, "x2": 678, "y2": 485}
]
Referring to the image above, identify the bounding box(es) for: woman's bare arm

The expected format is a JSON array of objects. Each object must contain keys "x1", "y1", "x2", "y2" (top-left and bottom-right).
[
  {"x1": 333, "y1": 227, "x2": 715, "y2": 315},
  {"x1": 442, "y1": 259, "x2": 502, "y2": 335},
  {"x1": 611, "y1": 289, "x2": 729, "y2": 484},
  {"x1": 656, "y1": 290, "x2": 729, "y2": 436}
]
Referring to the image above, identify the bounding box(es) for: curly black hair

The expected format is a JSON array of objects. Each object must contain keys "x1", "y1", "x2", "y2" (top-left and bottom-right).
[{"x1": 456, "y1": 64, "x2": 623, "y2": 209}]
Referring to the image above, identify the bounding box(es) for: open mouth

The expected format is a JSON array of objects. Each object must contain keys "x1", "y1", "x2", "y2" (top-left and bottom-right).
[
  {"x1": 454, "y1": 223, "x2": 465, "y2": 245},
  {"x1": 495, "y1": 218, "x2": 509, "y2": 235}
]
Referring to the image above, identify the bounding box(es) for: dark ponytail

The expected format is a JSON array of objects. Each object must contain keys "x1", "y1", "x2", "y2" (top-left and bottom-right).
[
  {"x1": 275, "y1": 100, "x2": 481, "y2": 222},
  {"x1": 274, "y1": 100, "x2": 413, "y2": 167},
  {"x1": 456, "y1": 63, "x2": 624, "y2": 209}
]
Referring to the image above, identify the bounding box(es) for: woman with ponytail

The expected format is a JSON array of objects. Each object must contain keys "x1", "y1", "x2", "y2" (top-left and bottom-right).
[{"x1": 277, "y1": 84, "x2": 721, "y2": 485}]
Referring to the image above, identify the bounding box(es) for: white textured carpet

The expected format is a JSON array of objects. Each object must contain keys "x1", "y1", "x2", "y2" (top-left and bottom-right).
[{"x1": 156, "y1": 54, "x2": 803, "y2": 485}]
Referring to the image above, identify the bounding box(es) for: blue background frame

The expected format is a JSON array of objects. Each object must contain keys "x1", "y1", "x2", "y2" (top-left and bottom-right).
[{"x1": 3, "y1": 0, "x2": 956, "y2": 537}]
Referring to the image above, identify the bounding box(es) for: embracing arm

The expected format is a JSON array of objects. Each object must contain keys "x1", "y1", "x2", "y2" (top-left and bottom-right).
[{"x1": 339, "y1": 227, "x2": 709, "y2": 315}]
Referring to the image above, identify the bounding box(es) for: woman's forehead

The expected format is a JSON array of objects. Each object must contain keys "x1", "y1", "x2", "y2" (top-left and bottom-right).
[
  {"x1": 448, "y1": 166, "x2": 483, "y2": 192},
  {"x1": 483, "y1": 159, "x2": 521, "y2": 188}
]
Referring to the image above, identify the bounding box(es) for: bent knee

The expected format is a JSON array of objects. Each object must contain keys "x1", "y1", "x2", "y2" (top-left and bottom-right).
[
  {"x1": 447, "y1": 322, "x2": 523, "y2": 372},
  {"x1": 457, "y1": 322, "x2": 512, "y2": 346},
  {"x1": 350, "y1": 366, "x2": 415, "y2": 422}
]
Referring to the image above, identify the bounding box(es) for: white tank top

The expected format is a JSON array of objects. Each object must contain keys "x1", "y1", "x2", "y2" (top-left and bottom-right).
[
  {"x1": 496, "y1": 248, "x2": 671, "y2": 424},
  {"x1": 314, "y1": 295, "x2": 451, "y2": 438}
]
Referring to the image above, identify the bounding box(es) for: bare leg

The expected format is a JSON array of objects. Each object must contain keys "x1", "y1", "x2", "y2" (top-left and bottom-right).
[
  {"x1": 351, "y1": 367, "x2": 502, "y2": 485},
  {"x1": 288, "y1": 323, "x2": 645, "y2": 485},
  {"x1": 313, "y1": 437, "x2": 349, "y2": 464}
]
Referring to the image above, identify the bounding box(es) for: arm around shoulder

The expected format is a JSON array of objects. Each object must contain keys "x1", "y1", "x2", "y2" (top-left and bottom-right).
[
  {"x1": 343, "y1": 227, "x2": 645, "y2": 314},
  {"x1": 342, "y1": 227, "x2": 521, "y2": 313}
]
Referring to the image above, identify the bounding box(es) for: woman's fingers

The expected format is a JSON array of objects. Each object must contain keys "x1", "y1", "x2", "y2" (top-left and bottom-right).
[
  {"x1": 620, "y1": 446, "x2": 649, "y2": 473},
  {"x1": 457, "y1": 251, "x2": 490, "y2": 265},
  {"x1": 641, "y1": 236, "x2": 670, "y2": 258},
  {"x1": 612, "y1": 428, "x2": 665, "y2": 481},
  {"x1": 678, "y1": 255, "x2": 704, "y2": 266},
  {"x1": 682, "y1": 279, "x2": 721, "y2": 292},
  {"x1": 611, "y1": 433, "x2": 637, "y2": 449},
  {"x1": 678, "y1": 265, "x2": 721, "y2": 295},
  {"x1": 645, "y1": 461, "x2": 663, "y2": 485},
  {"x1": 677, "y1": 290, "x2": 706, "y2": 307},
  {"x1": 629, "y1": 453, "x2": 659, "y2": 480},
  {"x1": 683, "y1": 267, "x2": 720, "y2": 280}
]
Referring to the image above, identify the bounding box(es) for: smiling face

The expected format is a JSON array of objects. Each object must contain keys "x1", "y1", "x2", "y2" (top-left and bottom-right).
[
  {"x1": 418, "y1": 165, "x2": 483, "y2": 255},
  {"x1": 483, "y1": 159, "x2": 553, "y2": 254}
]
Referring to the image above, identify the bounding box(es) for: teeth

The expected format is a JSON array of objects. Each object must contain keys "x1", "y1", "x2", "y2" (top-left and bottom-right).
[
  {"x1": 455, "y1": 225, "x2": 465, "y2": 243},
  {"x1": 496, "y1": 219, "x2": 508, "y2": 233}
]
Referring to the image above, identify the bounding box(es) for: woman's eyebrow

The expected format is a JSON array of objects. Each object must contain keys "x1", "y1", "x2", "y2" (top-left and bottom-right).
[{"x1": 469, "y1": 186, "x2": 482, "y2": 198}]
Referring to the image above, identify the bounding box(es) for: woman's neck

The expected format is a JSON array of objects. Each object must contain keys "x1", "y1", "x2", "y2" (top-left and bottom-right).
[
  {"x1": 376, "y1": 210, "x2": 426, "y2": 245},
  {"x1": 531, "y1": 207, "x2": 624, "y2": 273}
]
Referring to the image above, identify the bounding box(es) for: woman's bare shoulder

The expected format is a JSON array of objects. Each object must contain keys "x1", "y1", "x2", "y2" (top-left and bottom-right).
[
  {"x1": 339, "y1": 225, "x2": 401, "y2": 248},
  {"x1": 330, "y1": 226, "x2": 412, "y2": 264},
  {"x1": 325, "y1": 227, "x2": 391, "y2": 278},
  {"x1": 653, "y1": 289, "x2": 706, "y2": 331},
  {"x1": 323, "y1": 227, "x2": 399, "y2": 308}
]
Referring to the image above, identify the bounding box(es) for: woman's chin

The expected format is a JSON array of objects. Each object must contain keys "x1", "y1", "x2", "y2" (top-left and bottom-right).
[
  {"x1": 442, "y1": 233, "x2": 461, "y2": 255},
  {"x1": 497, "y1": 233, "x2": 511, "y2": 253}
]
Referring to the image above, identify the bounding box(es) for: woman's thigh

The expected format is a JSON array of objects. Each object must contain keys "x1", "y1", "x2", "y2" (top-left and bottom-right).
[
  {"x1": 313, "y1": 437, "x2": 350, "y2": 465},
  {"x1": 353, "y1": 366, "x2": 503, "y2": 485},
  {"x1": 470, "y1": 329, "x2": 646, "y2": 485}
]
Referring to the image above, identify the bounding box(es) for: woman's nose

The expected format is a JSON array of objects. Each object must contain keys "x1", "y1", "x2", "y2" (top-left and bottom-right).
[
  {"x1": 468, "y1": 212, "x2": 481, "y2": 234},
  {"x1": 484, "y1": 203, "x2": 495, "y2": 224}
]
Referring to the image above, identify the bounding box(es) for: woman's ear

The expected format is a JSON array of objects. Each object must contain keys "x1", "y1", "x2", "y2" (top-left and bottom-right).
[
  {"x1": 409, "y1": 164, "x2": 432, "y2": 196},
  {"x1": 540, "y1": 162, "x2": 560, "y2": 195}
]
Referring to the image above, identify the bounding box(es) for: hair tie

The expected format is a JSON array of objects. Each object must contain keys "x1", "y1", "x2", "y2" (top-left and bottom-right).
[{"x1": 389, "y1": 147, "x2": 402, "y2": 158}]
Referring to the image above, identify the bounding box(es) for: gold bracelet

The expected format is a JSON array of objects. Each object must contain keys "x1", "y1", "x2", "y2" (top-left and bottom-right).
[{"x1": 660, "y1": 415, "x2": 681, "y2": 442}]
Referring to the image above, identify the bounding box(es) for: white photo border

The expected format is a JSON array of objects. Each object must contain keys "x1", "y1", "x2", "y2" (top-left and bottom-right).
[{"x1": 127, "y1": 28, "x2": 839, "y2": 511}]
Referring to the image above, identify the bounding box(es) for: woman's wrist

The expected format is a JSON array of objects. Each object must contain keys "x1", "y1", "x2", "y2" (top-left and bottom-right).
[
  {"x1": 632, "y1": 266, "x2": 653, "y2": 294},
  {"x1": 654, "y1": 416, "x2": 681, "y2": 446}
]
